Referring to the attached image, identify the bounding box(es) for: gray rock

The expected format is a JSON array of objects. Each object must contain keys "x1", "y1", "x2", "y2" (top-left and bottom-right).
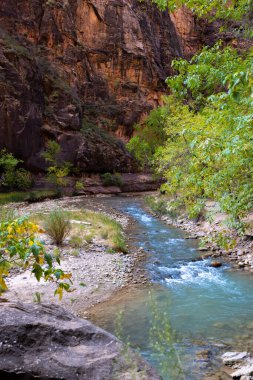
[
  {"x1": 231, "y1": 364, "x2": 253, "y2": 378},
  {"x1": 221, "y1": 351, "x2": 249, "y2": 364},
  {"x1": 0, "y1": 302, "x2": 160, "y2": 380}
]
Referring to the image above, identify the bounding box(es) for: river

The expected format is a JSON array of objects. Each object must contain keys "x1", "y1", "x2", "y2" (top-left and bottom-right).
[{"x1": 85, "y1": 196, "x2": 253, "y2": 379}]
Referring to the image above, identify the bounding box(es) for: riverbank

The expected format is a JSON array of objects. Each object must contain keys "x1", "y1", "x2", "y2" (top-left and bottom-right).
[
  {"x1": 145, "y1": 197, "x2": 253, "y2": 273},
  {"x1": 3, "y1": 195, "x2": 147, "y2": 315}
]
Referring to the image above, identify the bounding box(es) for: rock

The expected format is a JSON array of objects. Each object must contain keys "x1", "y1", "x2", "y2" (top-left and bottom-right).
[
  {"x1": 210, "y1": 261, "x2": 222, "y2": 268},
  {"x1": 0, "y1": 302, "x2": 160, "y2": 380},
  {"x1": 196, "y1": 349, "x2": 210, "y2": 360},
  {"x1": 231, "y1": 364, "x2": 253, "y2": 378},
  {"x1": 221, "y1": 351, "x2": 249, "y2": 364},
  {"x1": 0, "y1": 0, "x2": 207, "y2": 173}
]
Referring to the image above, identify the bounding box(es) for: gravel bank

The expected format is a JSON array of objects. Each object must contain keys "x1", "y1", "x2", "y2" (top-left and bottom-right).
[{"x1": 4, "y1": 196, "x2": 143, "y2": 315}]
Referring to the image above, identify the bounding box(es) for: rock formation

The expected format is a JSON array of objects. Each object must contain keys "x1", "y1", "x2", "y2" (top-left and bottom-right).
[
  {"x1": 0, "y1": 301, "x2": 161, "y2": 379},
  {"x1": 0, "y1": 0, "x2": 204, "y2": 172}
]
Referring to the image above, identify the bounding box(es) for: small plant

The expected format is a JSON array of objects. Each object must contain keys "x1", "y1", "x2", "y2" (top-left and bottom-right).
[
  {"x1": 71, "y1": 250, "x2": 79, "y2": 256},
  {"x1": 75, "y1": 180, "x2": 85, "y2": 192},
  {"x1": 84, "y1": 234, "x2": 93, "y2": 244},
  {"x1": 33, "y1": 292, "x2": 44, "y2": 303},
  {"x1": 112, "y1": 235, "x2": 128, "y2": 254},
  {"x1": 44, "y1": 210, "x2": 71, "y2": 246},
  {"x1": 69, "y1": 235, "x2": 83, "y2": 248}
]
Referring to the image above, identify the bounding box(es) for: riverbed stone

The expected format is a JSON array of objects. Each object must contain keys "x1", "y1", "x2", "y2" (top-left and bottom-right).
[
  {"x1": 0, "y1": 302, "x2": 161, "y2": 380},
  {"x1": 231, "y1": 364, "x2": 253, "y2": 378},
  {"x1": 221, "y1": 352, "x2": 249, "y2": 364},
  {"x1": 210, "y1": 261, "x2": 222, "y2": 268}
]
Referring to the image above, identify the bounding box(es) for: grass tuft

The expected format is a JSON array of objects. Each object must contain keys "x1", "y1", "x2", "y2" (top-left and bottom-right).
[{"x1": 44, "y1": 210, "x2": 71, "y2": 246}]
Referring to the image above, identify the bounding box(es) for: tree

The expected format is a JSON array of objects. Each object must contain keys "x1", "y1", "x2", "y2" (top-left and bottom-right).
[
  {"x1": 129, "y1": 43, "x2": 253, "y2": 226},
  {"x1": 42, "y1": 140, "x2": 71, "y2": 190}
]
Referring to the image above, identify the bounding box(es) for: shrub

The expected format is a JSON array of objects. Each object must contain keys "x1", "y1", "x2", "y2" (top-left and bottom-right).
[
  {"x1": 0, "y1": 216, "x2": 72, "y2": 298},
  {"x1": 75, "y1": 181, "x2": 85, "y2": 191},
  {"x1": 100, "y1": 172, "x2": 123, "y2": 187},
  {"x1": 15, "y1": 169, "x2": 33, "y2": 190},
  {"x1": 0, "y1": 149, "x2": 32, "y2": 190},
  {"x1": 44, "y1": 210, "x2": 71, "y2": 246}
]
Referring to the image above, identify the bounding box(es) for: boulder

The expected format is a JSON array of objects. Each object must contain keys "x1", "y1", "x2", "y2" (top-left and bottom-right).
[
  {"x1": 221, "y1": 351, "x2": 249, "y2": 365},
  {"x1": 231, "y1": 364, "x2": 253, "y2": 378},
  {"x1": 210, "y1": 261, "x2": 222, "y2": 268},
  {"x1": 0, "y1": 301, "x2": 161, "y2": 380}
]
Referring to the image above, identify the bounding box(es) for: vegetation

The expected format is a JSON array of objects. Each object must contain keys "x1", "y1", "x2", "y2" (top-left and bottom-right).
[
  {"x1": 44, "y1": 210, "x2": 71, "y2": 246},
  {"x1": 0, "y1": 189, "x2": 59, "y2": 205},
  {"x1": 0, "y1": 149, "x2": 33, "y2": 191},
  {"x1": 100, "y1": 173, "x2": 123, "y2": 187},
  {"x1": 129, "y1": 42, "x2": 253, "y2": 228},
  {"x1": 149, "y1": 0, "x2": 253, "y2": 20},
  {"x1": 0, "y1": 214, "x2": 72, "y2": 299},
  {"x1": 42, "y1": 140, "x2": 71, "y2": 191},
  {"x1": 127, "y1": 107, "x2": 168, "y2": 170},
  {"x1": 32, "y1": 209, "x2": 127, "y2": 254},
  {"x1": 144, "y1": 195, "x2": 169, "y2": 216}
]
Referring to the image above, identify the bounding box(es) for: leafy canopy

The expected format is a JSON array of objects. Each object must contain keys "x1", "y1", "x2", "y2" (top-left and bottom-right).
[
  {"x1": 129, "y1": 43, "x2": 253, "y2": 226},
  {"x1": 149, "y1": 0, "x2": 252, "y2": 20}
]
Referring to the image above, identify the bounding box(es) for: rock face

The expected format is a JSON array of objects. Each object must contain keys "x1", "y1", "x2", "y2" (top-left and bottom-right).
[
  {"x1": 0, "y1": 0, "x2": 204, "y2": 172},
  {"x1": 0, "y1": 301, "x2": 161, "y2": 380}
]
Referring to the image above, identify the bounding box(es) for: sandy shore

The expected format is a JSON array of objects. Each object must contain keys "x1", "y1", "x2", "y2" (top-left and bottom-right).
[{"x1": 4, "y1": 196, "x2": 146, "y2": 315}]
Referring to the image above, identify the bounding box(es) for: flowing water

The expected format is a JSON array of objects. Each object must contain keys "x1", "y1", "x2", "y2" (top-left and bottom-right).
[{"x1": 85, "y1": 197, "x2": 253, "y2": 379}]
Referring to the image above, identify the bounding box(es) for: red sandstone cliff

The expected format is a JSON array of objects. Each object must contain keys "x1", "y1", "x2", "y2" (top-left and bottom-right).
[{"x1": 0, "y1": 0, "x2": 205, "y2": 172}]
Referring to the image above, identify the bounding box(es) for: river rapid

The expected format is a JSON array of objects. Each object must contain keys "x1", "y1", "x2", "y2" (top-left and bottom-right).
[{"x1": 85, "y1": 196, "x2": 253, "y2": 379}]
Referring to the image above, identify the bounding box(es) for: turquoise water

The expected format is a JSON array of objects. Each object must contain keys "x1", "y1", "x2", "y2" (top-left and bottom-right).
[{"x1": 87, "y1": 197, "x2": 253, "y2": 379}]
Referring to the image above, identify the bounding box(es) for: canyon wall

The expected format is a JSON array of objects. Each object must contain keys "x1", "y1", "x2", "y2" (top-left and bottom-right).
[{"x1": 0, "y1": 0, "x2": 205, "y2": 172}]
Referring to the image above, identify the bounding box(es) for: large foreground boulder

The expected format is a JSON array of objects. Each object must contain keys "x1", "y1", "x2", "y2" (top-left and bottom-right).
[{"x1": 0, "y1": 301, "x2": 160, "y2": 380}]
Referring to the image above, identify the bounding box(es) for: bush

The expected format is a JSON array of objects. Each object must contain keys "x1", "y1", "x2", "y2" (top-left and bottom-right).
[
  {"x1": 0, "y1": 149, "x2": 32, "y2": 190},
  {"x1": 44, "y1": 210, "x2": 71, "y2": 246},
  {"x1": 15, "y1": 169, "x2": 33, "y2": 190},
  {"x1": 0, "y1": 216, "x2": 72, "y2": 298},
  {"x1": 144, "y1": 196, "x2": 168, "y2": 216},
  {"x1": 100, "y1": 173, "x2": 123, "y2": 187}
]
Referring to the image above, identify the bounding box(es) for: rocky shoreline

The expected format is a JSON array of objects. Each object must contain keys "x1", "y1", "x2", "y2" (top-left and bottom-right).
[
  {"x1": 151, "y1": 208, "x2": 253, "y2": 274},
  {"x1": 4, "y1": 195, "x2": 147, "y2": 315}
]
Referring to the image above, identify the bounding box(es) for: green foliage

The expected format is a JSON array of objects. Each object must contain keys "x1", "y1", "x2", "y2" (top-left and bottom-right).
[
  {"x1": 144, "y1": 196, "x2": 168, "y2": 216},
  {"x1": 100, "y1": 172, "x2": 123, "y2": 187},
  {"x1": 69, "y1": 235, "x2": 84, "y2": 248},
  {"x1": 42, "y1": 140, "x2": 71, "y2": 189},
  {"x1": 0, "y1": 189, "x2": 58, "y2": 205},
  {"x1": 42, "y1": 140, "x2": 60, "y2": 164},
  {"x1": 44, "y1": 210, "x2": 71, "y2": 246},
  {"x1": 0, "y1": 216, "x2": 72, "y2": 298},
  {"x1": 149, "y1": 0, "x2": 252, "y2": 20},
  {"x1": 130, "y1": 43, "x2": 253, "y2": 227},
  {"x1": 0, "y1": 149, "x2": 32, "y2": 190},
  {"x1": 75, "y1": 180, "x2": 85, "y2": 191},
  {"x1": 127, "y1": 107, "x2": 168, "y2": 169}
]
